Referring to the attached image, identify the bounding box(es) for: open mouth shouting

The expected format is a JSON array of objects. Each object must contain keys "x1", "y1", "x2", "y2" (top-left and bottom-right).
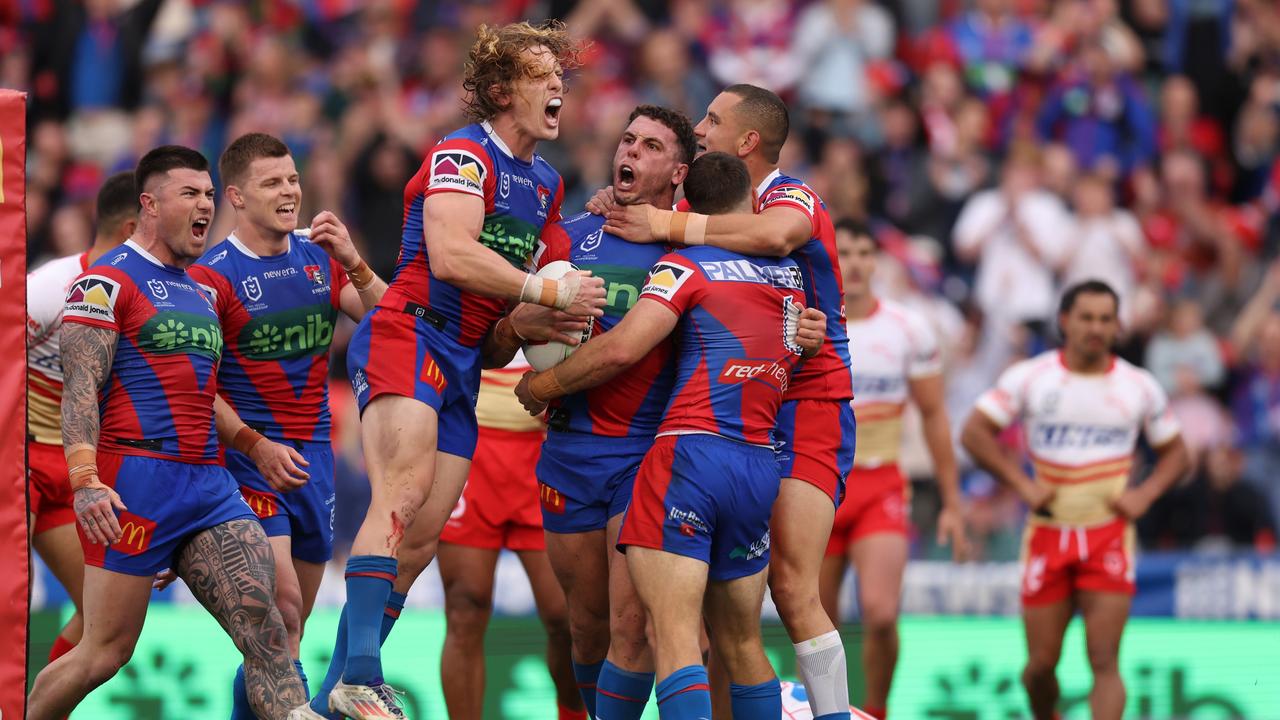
[
  {"x1": 617, "y1": 163, "x2": 636, "y2": 192},
  {"x1": 192, "y1": 216, "x2": 210, "y2": 240},
  {"x1": 545, "y1": 97, "x2": 562, "y2": 127}
]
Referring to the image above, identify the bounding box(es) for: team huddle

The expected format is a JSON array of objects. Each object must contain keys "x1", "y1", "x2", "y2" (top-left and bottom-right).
[{"x1": 24, "y1": 19, "x2": 1190, "y2": 720}]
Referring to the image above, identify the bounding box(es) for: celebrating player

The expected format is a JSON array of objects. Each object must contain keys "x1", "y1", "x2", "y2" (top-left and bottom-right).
[
  {"x1": 518, "y1": 152, "x2": 827, "y2": 720},
  {"x1": 25, "y1": 171, "x2": 137, "y2": 668},
  {"x1": 602, "y1": 84, "x2": 856, "y2": 718},
  {"x1": 436, "y1": 358, "x2": 586, "y2": 720},
  {"x1": 186, "y1": 132, "x2": 386, "y2": 720},
  {"x1": 530, "y1": 104, "x2": 697, "y2": 720},
  {"x1": 320, "y1": 21, "x2": 604, "y2": 719},
  {"x1": 961, "y1": 280, "x2": 1189, "y2": 720},
  {"x1": 26, "y1": 146, "x2": 307, "y2": 720},
  {"x1": 821, "y1": 221, "x2": 969, "y2": 718}
]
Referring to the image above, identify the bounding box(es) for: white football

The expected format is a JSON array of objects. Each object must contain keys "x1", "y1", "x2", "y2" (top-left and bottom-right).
[
  {"x1": 779, "y1": 681, "x2": 877, "y2": 719},
  {"x1": 522, "y1": 260, "x2": 594, "y2": 372}
]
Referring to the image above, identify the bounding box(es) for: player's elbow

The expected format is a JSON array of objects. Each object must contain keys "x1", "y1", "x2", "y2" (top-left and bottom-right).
[
  {"x1": 601, "y1": 337, "x2": 644, "y2": 368},
  {"x1": 429, "y1": 251, "x2": 462, "y2": 284},
  {"x1": 958, "y1": 414, "x2": 987, "y2": 456}
]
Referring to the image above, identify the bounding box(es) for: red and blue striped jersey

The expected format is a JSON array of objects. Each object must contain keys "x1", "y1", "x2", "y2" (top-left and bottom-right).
[
  {"x1": 378, "y1": 122, "x2": 565, "y2": 347},
  {"x1": 62, "y1": 240, "x2": 224, "y2": 463},
  {"x1": 537, "y1": 212, "x2": 674, "y2": 438},
  {"x1": 755, "y1": 170, "x2": 853, "y2": 402},
  {"x1": 188, "y1": 233, "x2": 349, "y2": 443},
  {"x1": 638, "y1": 246, "x2": 806, "y2": 446}
]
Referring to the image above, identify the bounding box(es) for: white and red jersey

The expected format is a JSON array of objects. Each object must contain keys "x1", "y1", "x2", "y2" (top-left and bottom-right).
[
  {"x1": 26, "y1": 252, "x2": 90, "y2": 445},
  {"x1": 474, "y1": 352, "x2": 543, "y2": 434},
  {"x1": 847, "y1": 298, "x2": 942, "y2": 469},
  {"x1": 974, "y1": 351, "x2": 1181, "y2": 526}
]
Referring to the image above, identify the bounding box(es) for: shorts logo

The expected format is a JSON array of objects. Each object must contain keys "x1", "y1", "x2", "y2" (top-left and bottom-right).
[
  {"x1": 64, "y1": 275, "x2": 121, "y2": 323},
  {"x1": 241, "y1": 275, "x2": 263, "y2": 302},
  {"x1": 641, "y1": 261, "x2": 691, "y2": 301},
  {"x1": 1024, "y1": 555, "x2": 1047, "y2": 594},
  {"x1": 679, "y1": 523, "x2": 696, "y2": 537},
  {"x1": 668, "y1": 506, "x2": 707, "y2": 533},
  {"x1": 304, "y1": 264, "x2": 325, "y2": 286},
  {"x1": 352, "y1": 368, "x2": 369, "y2": 397},
  {"x1": 240, "y1": 485, "x2": 279, "y2": 519},
  {"x1": 146, "y1": 278, "x2": 168, "y2": 300},
  {"x1": 429, "y1": 150, "x2": 486, "y2": 195},
  {"x1": 449, "y1": 493, "x2": 467, "y2": 521},
  {"x1": 730, "y1": 530, "x2": 770, "y2": 561},
  {"x1": 762, "y1": 185, "x2": 815, "y2": 215},
  {"x1": 419, "y1": 356, "x2": 446, "y2": 392},
  {"x1": 539, "y1": 482, "x2": 566, "y2": 514},
  {"x1": 113, "y1": 512, "x2": 157, "y2": 555}
]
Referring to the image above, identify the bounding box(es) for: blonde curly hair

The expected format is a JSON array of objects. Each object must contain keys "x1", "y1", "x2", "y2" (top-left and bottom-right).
[{"x1": 462, "y1": 21, "x2": 584, "y2": 123}]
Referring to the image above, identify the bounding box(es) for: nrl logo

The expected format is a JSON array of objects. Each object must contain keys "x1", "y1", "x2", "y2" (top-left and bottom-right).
[
  {"x1": 241, "y1": 276, "x2": 263, "y2": 302},
  {"x1": 146, "y1": 279, "x2": 168, "y2": 300}
]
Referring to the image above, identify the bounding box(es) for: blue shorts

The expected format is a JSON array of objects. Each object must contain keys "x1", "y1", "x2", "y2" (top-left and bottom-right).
[
  {"x1": 225, "y1": 441, "x2": 336, "y2": 564},
  {"x1": 618, "y1": 434, "x2": 779, "y2": 581},
  {"x1": 84, "y1": 451, "x2": 256, "y2": 576},
  {"x1": 774, "y1": 398, "x2": 856, "y2": 506},
  {"x1": 536, "y1": 431, "x2": 651, "y2": 534},
  {"x1": 347, "y1": 306, "x2": 481, "y2": 460}
]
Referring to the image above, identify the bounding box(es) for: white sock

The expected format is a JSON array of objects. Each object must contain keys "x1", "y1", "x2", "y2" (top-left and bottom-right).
[{"x1": 793, "y1": 630, "x2": 850, "y2": 716}]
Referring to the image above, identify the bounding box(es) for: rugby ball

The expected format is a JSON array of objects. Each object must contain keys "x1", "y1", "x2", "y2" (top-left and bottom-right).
[
  {"x1": 522, "y1": 260, "x2": 594, "y2": 371},
  {"x1": 779, "y1": 681, "x2": 877, "y2": 719}
]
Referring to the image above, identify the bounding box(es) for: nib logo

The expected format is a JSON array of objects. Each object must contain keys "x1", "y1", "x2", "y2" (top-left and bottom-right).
[
  {"x1": 107, "y1": 649, "x2": 208, "y2": 719},
  {"x1": 151, "y1": 318, "x2": 189, "y2": 351},
  {"x1": 250, "y1": 322, "x2": 284, "y2": 355},
  {"x1": 240, "y1": 307, "x2": 336, "y2": 359}
]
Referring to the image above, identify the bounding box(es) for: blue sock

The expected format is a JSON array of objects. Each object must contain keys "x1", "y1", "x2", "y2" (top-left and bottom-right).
[
  {"x1": 814, "y1": 714, "x2": 852, "y2": 720},
  {"x1": 729, "y1": 678, "x2": 782, "y2": 720},
  {"x1": 230, "y1": 664, "x2": 253, "y2": 719},
  {"x1": 341, "y1": 555, "x2": 398, "y2": 685},
  {"x1": 294, "y1": 659, "x2": 310, "y2": 699},
  {"x1": 571, "y1": 659, "x2": 604, "y2": 718},
  {"x1": 311, "y1": 590, "x2": 408, "y2": 716},
  {"x1": 596, "y1": 660, "x2": 654, "y2": 720},
  {"x1": 655, "y1": 665, "x2": 711, "y2": 720}
]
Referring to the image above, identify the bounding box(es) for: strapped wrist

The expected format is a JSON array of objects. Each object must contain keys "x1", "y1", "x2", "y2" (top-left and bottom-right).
[
  {"x1": 528, "y1": 368, "x2": 566, "y2": 403},
  {"x1": 232, "y1": 425, "x2": 266, "y2": 456}
]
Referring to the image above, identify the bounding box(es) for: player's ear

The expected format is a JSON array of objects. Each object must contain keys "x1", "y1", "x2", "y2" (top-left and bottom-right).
[
  {"x1": 739, "y1": 130, "x2": 760, "y2": 159},
  {"x1": 489, "y1": 83, "x2": 510, "y2": 111},
  {"x1": 139, "y1": 191, "x2": 158, "y2": 218},
  {"x1": 225, "y1": 185, "x2": 244, "y2": 210},
  {"x1": 120, "y1": 216, "x2": 138, "y2": 240},
  {"x1": 672, "y1": 163, "x2": 689, "y2": 186}
]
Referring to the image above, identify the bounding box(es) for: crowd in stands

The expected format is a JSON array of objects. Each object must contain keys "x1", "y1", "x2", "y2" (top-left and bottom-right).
[{"x1": 9, "y1": 0, "x2": 1280, "y2": 562}]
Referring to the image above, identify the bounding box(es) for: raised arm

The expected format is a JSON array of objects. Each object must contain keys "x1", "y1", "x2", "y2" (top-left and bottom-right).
[
  {"x1": 61, "y1": 323, "x2": 126, "y2": 545},
  {"x1": 308, "y1": 211, "x2": 388, "y2": 318},
  {"x1": 425, "y1": 192, "x2": 605, "y2": 317},
  {"x1": 515, "y1": 298, "x2": 679, "y2": 414}
]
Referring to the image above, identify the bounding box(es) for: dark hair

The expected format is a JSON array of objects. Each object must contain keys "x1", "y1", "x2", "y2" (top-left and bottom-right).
[
  {"x1": 835, "y1": 218, "x2": 876, "y2": 247},
  {"x1": 219, "y1": 132, "x2": 290, "y2": 187},
  {"x1": 683, "y1": 152, "x2": 751, "y2": 215},
  {"x1": 135, "y1": 145, "x2": 210, "y2": 192},
  {"x1": 95, "y1": 171, "x2": 138, "y2": 233},
  {"x1": 628, "y1": 105, "x2": 697, "y2": 165},
  {"x1": 1059, "y1": 279, "x2": 1120, "y2": 315},
  {"x1": 724, "y1": 83, "x2": 789, "y2": 163}
]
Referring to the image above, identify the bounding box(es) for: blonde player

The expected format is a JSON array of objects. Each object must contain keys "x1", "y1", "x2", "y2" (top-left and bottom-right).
[
  {"x1": 821, "y1": 222, "x2": 968, "y2": 719},
  {"x1": 961, "y1": 280, "x2": 1189, "y2": 720}
]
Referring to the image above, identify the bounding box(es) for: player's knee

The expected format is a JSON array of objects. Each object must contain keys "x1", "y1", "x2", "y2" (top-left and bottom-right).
[
  {"x1": 768, "y1": 570, "x2": 816, "y2": 615},
  {"x1": 86, "y1": 640, "x2": 137, "y2": 684},
  {"x1": 607, "y1": 610, "x2": 649, "y2": 664},
  {"x1": 444, "y1": 586, "x2": 493, "y2": 638},
  {"x1": 1023, "y1": 656, "x2": 1057, "y2": 684},
  {"x1": 1086, "y1": 643, "x2": 1120, "y2": 674},
  {"x1": 275, "y1": 588, "x2": 305, "y2": 644},
  {"x1": 859, "y1": 595, "x2": 900, "y2": 635}
]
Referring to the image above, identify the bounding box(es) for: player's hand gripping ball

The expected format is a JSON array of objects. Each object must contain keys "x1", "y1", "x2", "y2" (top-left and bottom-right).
[{"x1": 523, "y1": 261, "x2": 594, "y2": 371}]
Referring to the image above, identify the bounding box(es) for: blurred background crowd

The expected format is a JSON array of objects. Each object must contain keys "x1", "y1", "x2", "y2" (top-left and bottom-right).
[{"x1": 8, "y1": 0, "x2": 1280, "y2": 563}]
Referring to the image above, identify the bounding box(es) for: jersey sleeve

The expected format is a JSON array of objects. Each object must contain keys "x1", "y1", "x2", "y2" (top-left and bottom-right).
[
  {"x1": 758, "y1": 183, "x2": 820, "y2": 236},
  {"x1": 639, "y1": 252, "x2": 704, "y2": 316},
  {"x1": 187, "y1": 264, "x2": 234, "y2": 322},
  {"x1": 329, "y1": 256, "x2": 351, "y2": 309},
  {"x1": 422, "y1": 138, "x2": 496, "y2": 202},
  {"x1": 535, "y1": 222, "x2": 572, "y2": 269},
  {"x1": 1137, "y1": 370, "x2": 1181, "y2": 447},
  {"x1": 904, "y1": 310, "x2": 943, "y2": 379},
  {"x1": 973, "y1": 359, "x2": 1034, "y2": 429},
  {"x1": 62, "y1": 270, "x2": 131, "y2": 332}
]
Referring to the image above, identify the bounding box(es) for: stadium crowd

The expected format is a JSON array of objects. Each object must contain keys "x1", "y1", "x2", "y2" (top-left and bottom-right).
[{"x1": 9, "y1": 0, "x2": 1280, "y2": 562}]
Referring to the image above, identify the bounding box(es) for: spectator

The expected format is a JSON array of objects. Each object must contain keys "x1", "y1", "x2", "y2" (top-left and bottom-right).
[
  {"x1": 869, "y1": 98, "x2": 935, "y2": 236},
  {"x1": 792, "y1": 0, "x2": 895, "y2": 144},
  {"x1": 1146, "y1": 299, "x2": 1228, "y2": 395},
  {"x1": 1035, "y1": 39, "x2": 1157, "y2": 178},
  {"x1": 953, "y1": 146, "x2": 1072, "y2": 336},
  {"x1": 700, "y1": 0, "x2": 802, "y2": 93},
  {"x1": 1229, "y1": 262, "x2": 1280, "y2": 513},
  {"x1": 1061, "y1": 172, "x2": 1145, "y2": 323},
  {"x1": 634, "y1": 28, "x2": 717, "y2": 121},
  {"x1": 1141, "y1": 443, "x2": 1277, "y2": 553},
  {"x1": 943, "y1": 0, "x2": 1034, "y2": 133}
]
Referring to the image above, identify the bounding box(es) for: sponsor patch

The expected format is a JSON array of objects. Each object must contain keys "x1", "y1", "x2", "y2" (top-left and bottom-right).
[
  {"x1": 761, "y1": 185, "x2": 816, "y2": 215},
  {"x1": 64, "y1": 275, "x2": 121, "y2": 324},
  {"x1": 640, "y1": 261, "x2": 692, "y2": 301},
  {"x1": 114, "y1": 512, "x2": 157, "y2": 555},
  {"x1": 539, "y1": 482, "x2": 566, "y2": 514},
  {"x1": 429, "y1": 149, "x2": 486, "y2": 195},
  {"x1": 304, "y1": 264, "x2": 325, "y2": 286}
]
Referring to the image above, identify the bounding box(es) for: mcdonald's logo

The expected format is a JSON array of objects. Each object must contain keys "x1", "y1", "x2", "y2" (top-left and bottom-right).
[
  {"x1": 419, "y1": 356, "x2": 447, "y2": 393},
  {"x1": 538, "y1": 482, "x2": 565, "y2": 515},
  {"x1": 113, "y1": 512, "x2": 157, "y2": 555},
  {"x1": 239, "y1": 486, "x2": 278, "y2": 519}
]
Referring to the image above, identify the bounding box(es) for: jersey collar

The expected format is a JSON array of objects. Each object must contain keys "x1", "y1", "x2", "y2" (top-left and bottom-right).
[
  {"x1": 228, "y1": 232, "x2": 291, "y2": 260},
  {"x1": 481, "y1": 121, "x2": 515, "y2": 160},
  {"x1": 755, "y1": 168, "x2": 782, "y2": 199},
  {"x1": 125, "y1": 238, "x2": 167, "y2": 268}
]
